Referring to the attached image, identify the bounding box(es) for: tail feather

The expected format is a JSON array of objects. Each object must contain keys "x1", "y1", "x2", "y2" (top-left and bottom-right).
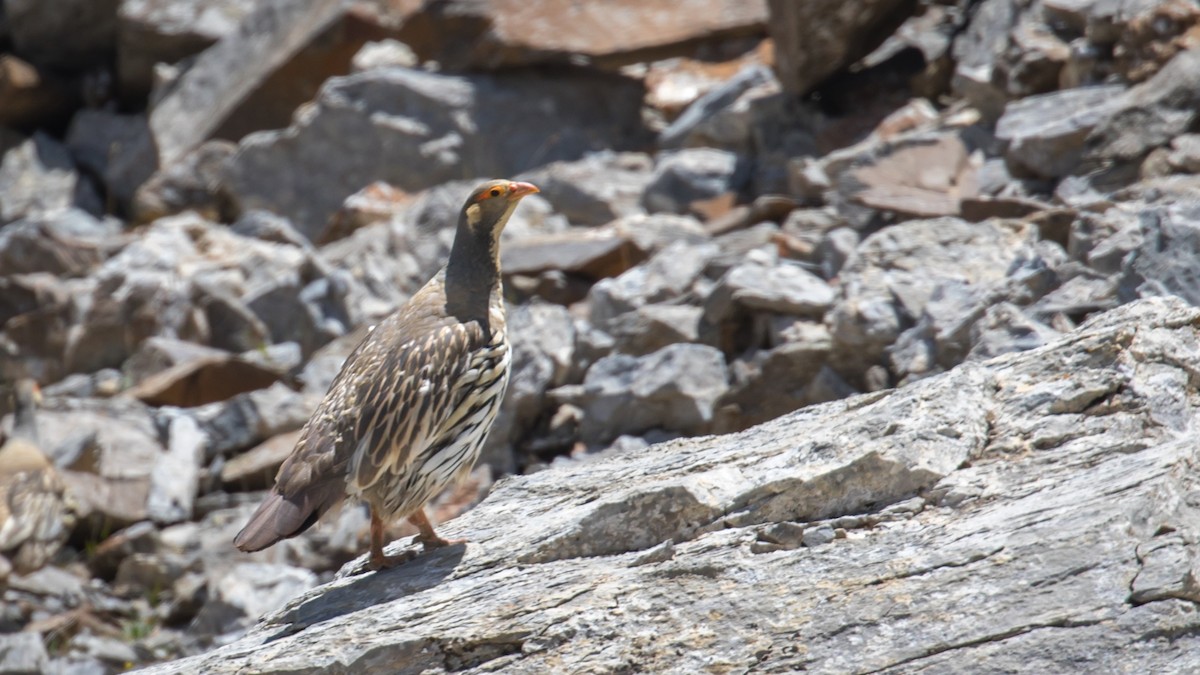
[{"x1": 233, "y1": 482, "x2": 343, "y2": 552}]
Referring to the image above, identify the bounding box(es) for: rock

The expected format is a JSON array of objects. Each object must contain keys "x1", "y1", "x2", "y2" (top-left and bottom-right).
[
  {"x1": 1085, "y1": 48, "x2": 1200, "y2": 169},
  {"x1": 0, "y1": 133, "x2": 101, "y2": 223},
  {"x1": 146, "y1": 414, "x2": 207, "y2": 524},
  {"x1": 838, "y1": 132, "x2": 980, "y2": 219},
  {"x1": 0, "y1": 632, "x2": 48, "y2": 674},
  {"x1": 588, "y1": 240, "x2": 719, "y2": 329},
  {"x1": 122, "y1": 338, "x2": 283, "y2": 407},
  {"x1": 131, "y1": 141, "x2": 236, "y2": 223},
  {"x1": 221, "y1": 67, "x2": 649, "y2": 237},
  {"x1": 1123, "y1": 201, "x2": 1200, "y2": 306},
  {"x1": 186, "y1": 382, "x2": 313, "y2": 459},
  {"x1": 608, "y1": 304, "x2": 704, "y2": 357},
  {"x1": 967, "y1": 301, "x2": 1062, "y2": 362},
  {"x1": 145, "y1": 0, "x2": 396, "y2": 171},
  {"x1": 641, "y1": 148, "x2": 748, "y2": 216},
  {"x1": 4, "y1": 0, "x2": 118, "y2": 70},
  {"x1": 396, "y1": 0, "x2": 768, "y2": 71},
  {"x1": 190, "y1": 563, "x2": 317, "y2": 637},
  {"x1": 88, "y1": 521, "x2": 160, "y2": 580},
  {"x1": 116, "y1": 0, "x2": 257, "y2": 100},
  {"x1": 768, "y1": 0, "x2": 919, "y2": 95},
  {"x1": 143, "y1": 298, "x2": 1200, "y2": 675},
  {"x1": 642, "y1": 41, "x2": 774, "y2": 120},
  {"x1": 720, "y1": 324, "x2": 834, "y2": 429},
  {"x1": 704, "y1": 221, "x2": 780, "y2": 278},
  {"x1": 296, "y1": 326, "x2": 368, "y2": 397},
  {"x1": 502, "y1": 229, "x2": 644, "y2": 282},
  {"x1": 0, "y1": 55, "x2": 79, "y2": 130},
  {"x1": 321, "y1": 181, "x2": 412, "y2": 246},
  {"x1": 59, "y1": 471, "x2": 149, "y2": 529},
  {"x1": 70, "y1": 632, "x2": 139, "y2": 667},
  {"x1": 113, "y1": 551, "x2": 187, "y2": 598},
  {"x1": 519, "y1": 152, "x2": 653, "y2": 227},
  {"x1": 659, "y1": 63, "x2": 779, "y2": 151},
  {"x1": 0, "y1": 209, "x2": 117, "y2": 277},
  {"x1": 827, "y1": 217, "x2": 1047, "y2": 376},
  {"x1": 1165, "y1": 133, "x2": 1200, "y2": 173},
  {"x1": 571, "y1": 343, "x2": 729, "y2": 444},
  {"x1": 35, "y1": 396, "x2": 161, "y2": 479},
  {"x1": 995, "y1": 85, "x2": 1125, "y2": 178},
  {"x1": 65, "y1": 110, "x2": 154, "y2": 209},
  {"x1": 818, "y1": 226, "x2": 859, "y2": 279},
  {"x1": 220, "y1": 429, "x2": 300, "y2": 491},
  {"x1": 950, "y1": 0, "x2": 1068, "y2": 119},
  {"x1": 704, "y1": 260, "x2": 835, "y2": 323}
]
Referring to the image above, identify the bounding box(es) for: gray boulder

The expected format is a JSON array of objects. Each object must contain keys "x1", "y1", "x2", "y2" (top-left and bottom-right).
[
  {"x1": 571, "y1": 343, "x2": 728, "y2": 444},
  {"x1": 705, "y1": 260, "x2": 835, "y2": 324},
  {"x1": 222, "y1": 67, "x2": 648, "y2": 238},
  {"x1": 518, "y1": 152, "x2": 654, "y2": 227},
  {"x1": 589, "y1": 240, "x2": 718, "y2": 329},
  {"x1": 0, "y1": 133, "x2": 101, "y2": 223},
  {"x1": 995, "y1": 85, "x2": 1124, "y2": 179},
  {"x1": 641, "y1": 148, "x2": 747, "y2": 215},
  {"x1": 827, "y1": 217, "x2": 1047, "y2": 375},
  {"x1": 1085, "y1": 48, "x2": 1200, "y2": 168},
  {"x1": 139, "y1": 298, "x2": 1200, "y2": 675}
]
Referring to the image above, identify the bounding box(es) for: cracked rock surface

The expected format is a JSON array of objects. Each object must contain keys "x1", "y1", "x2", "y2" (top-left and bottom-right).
[{"x1": 143, "y1": 297, "x2": 1200, "y2": 674}]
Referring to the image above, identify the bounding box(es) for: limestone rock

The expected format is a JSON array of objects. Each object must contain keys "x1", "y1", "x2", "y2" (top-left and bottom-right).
[
  {"x1": 641, "y1": 148, "x2": 748, "y2": 216},
  {"x1": 222, "y1": 67, "x2": 648, "y2": 238},
  {"x1": 0, "y1": 133, "x2": 100, "y2": 224},
  {"x1": 995, "y1": 85, "x2": 1125, "y2": 178},
  {"x1": 519, "y1": 152, "x2": 653, "y2": 227},
  {"x1": 116, "y1": 0, "x2": 258, "y2": 100},
  {"x1": 140, "y1": 298, "x2": 1200, "y2": 675},
  {"x1": 571, "y1": 343, "x2": 729, "y2": 443},
  {"x1": 827, "y1": 216, "x2": 1048, "y2": 375},
  {"x1": 145, "y1": 0, "x2": 396, "y2": 171}
]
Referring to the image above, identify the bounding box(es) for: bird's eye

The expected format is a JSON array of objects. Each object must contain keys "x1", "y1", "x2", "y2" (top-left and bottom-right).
[{"x1": 489, "y1": 188, "x2": 502, "y2": 198}]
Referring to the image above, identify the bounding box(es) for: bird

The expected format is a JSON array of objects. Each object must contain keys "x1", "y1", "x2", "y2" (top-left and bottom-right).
[
  {"x1": 0, "y1": 379, "x2": 72, "y2": 575},
  {"x1": 234, "y1": 179, "x2": 539, "y2": 571}
]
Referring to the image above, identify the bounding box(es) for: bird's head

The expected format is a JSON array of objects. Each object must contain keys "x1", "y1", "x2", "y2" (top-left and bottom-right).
[{"x1": 460, "y1": 179, "x2": 540, "y2": 241}]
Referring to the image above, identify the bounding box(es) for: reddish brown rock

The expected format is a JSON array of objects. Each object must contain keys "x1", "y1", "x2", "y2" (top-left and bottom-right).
[
  {"x1": 397, "y1": 0, "x2": 768, "y2": 70},
  {"x1": 768, "y1": 0, "x2": 919, "y2": 95}
]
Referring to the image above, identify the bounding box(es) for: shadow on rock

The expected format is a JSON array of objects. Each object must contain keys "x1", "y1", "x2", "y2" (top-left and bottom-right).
[{"x1": 262, "y1": 544, "x2": 467, "y2": 641}]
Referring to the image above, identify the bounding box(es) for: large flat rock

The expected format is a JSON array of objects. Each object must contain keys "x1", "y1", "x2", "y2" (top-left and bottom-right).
[
  {"x1": 143, "y1": 297, "x2": 1200, "y2": 673},
  {"x1": 396, "y1": 0, "x2": 768, "y2": 71},
  {"x1": 220, "y1": 67, "x2": 649, "y2": 240}
]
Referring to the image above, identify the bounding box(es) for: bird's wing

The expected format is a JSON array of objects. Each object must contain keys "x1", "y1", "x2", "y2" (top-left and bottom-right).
[
  {"x1": 233, "y1": 285, "x2": 490, "y2": 553},
  {"x1": 276, "y1": 312, "x2": 486, "y2": 489}
]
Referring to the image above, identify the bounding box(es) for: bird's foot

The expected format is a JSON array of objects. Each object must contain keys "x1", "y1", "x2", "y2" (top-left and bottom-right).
[
  {"x1": 365, "y1": 549, "x2": 418, "y2": 573},
  {"x1": 417, "y1": 534, "x2": 466, "y2": 552}
]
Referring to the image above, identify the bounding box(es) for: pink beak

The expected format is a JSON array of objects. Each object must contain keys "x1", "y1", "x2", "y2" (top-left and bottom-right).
[{"x1": 508, "y1": 181, "x2": 540, "y2": 197}]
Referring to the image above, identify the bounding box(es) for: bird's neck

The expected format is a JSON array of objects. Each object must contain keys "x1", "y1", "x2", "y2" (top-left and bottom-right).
[
  {"x1": 10, "y1": 400, "x2": 39, "y2": 446},
  {"x1": 444, "y1": 222, "x2": 501, "y2": 322}
]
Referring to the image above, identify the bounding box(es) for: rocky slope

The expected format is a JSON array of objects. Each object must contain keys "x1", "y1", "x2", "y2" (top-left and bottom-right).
[
  {"x1": 2, "y1": 0, "x2": 1200, "y2": 671},
  {"x1": 140, "y1": 297, "x2": 1200, "y2": 674}
]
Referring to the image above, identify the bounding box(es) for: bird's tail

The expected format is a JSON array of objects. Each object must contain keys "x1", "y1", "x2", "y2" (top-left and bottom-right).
[{"x1": 233, "y1": 484, "x2": 340, "y2": 552}]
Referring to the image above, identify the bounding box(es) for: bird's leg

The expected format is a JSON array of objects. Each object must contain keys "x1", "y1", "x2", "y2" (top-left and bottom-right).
[
  {"x1": 367, "y1": 509, "x2": 416, "y2": 571},
  {"x1": 408, "y1": 508, "x2": 466, "y2": 551}
]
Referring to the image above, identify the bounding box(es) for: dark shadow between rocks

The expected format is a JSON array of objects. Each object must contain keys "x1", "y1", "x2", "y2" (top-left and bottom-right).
[{"x1": 262, "y1": 543, "x2": 467, "y2": 642}]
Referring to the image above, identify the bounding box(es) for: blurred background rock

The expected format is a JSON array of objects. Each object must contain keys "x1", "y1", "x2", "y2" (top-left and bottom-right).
[{"x1": 2, "y1": 0, "x2": 1200, "y2": 670}]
